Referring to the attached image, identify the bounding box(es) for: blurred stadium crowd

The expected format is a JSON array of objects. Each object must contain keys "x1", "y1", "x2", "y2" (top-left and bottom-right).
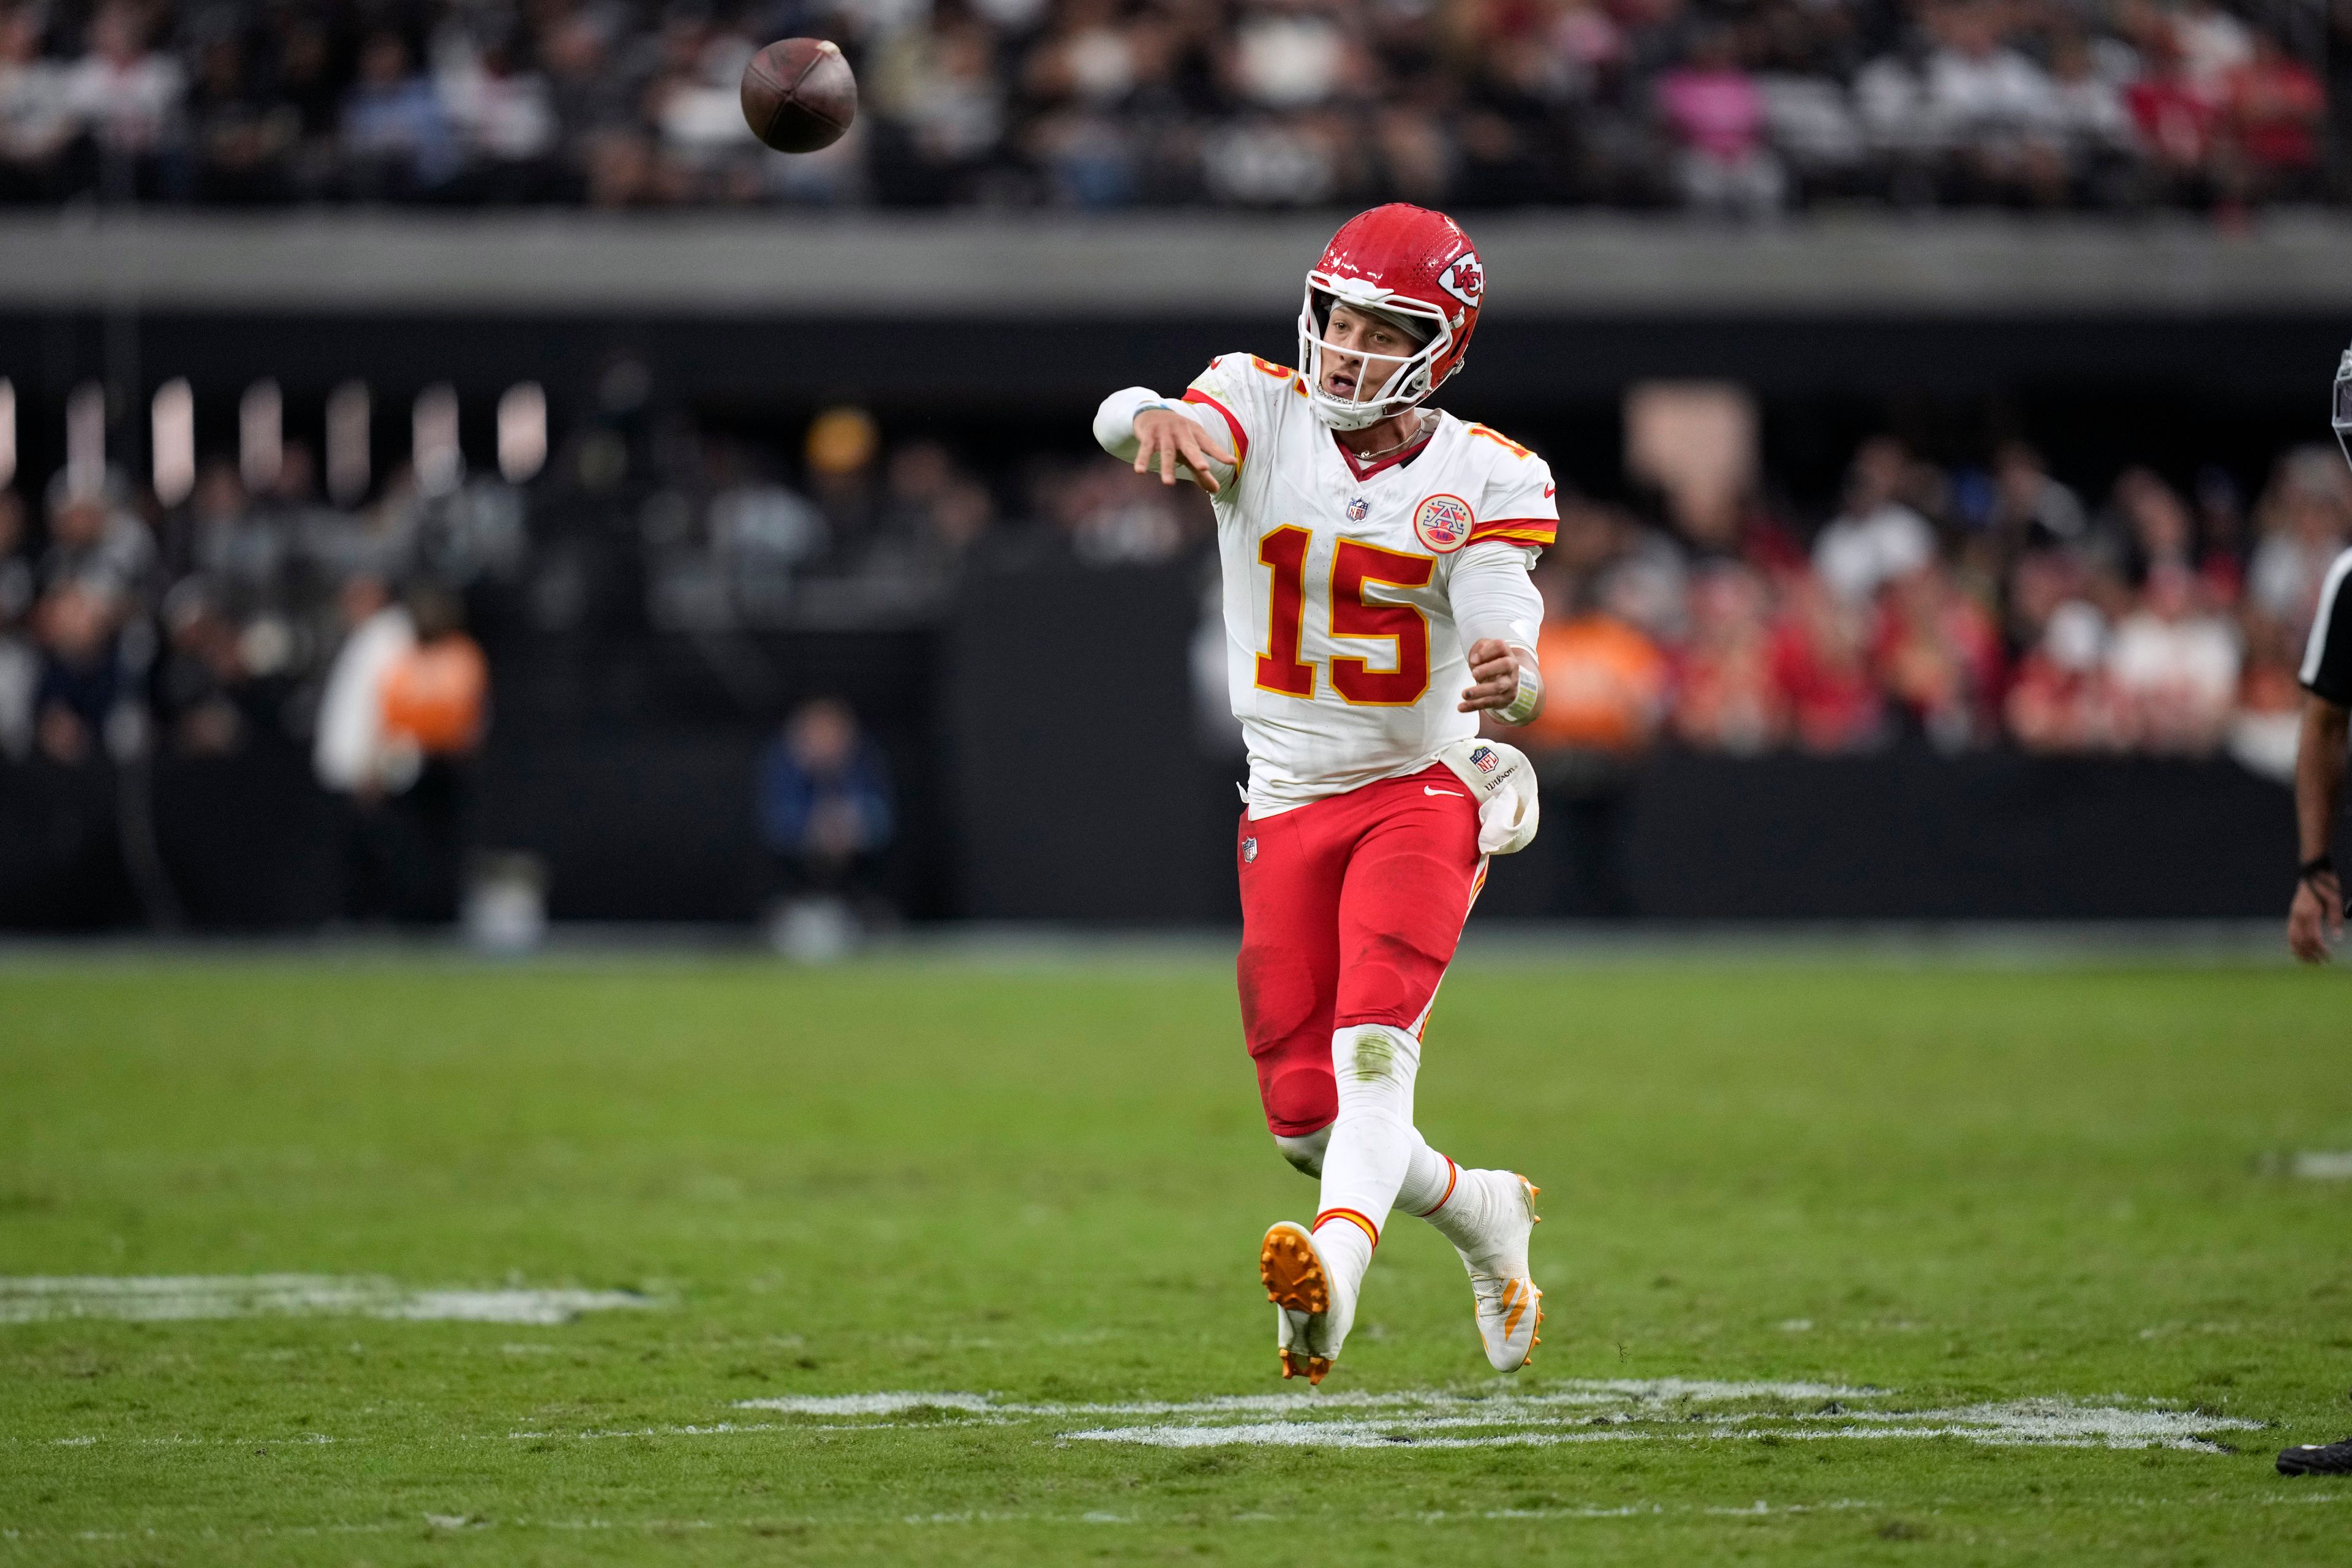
[
  {"x1": 1, "y1": 379, "x2": 2343, "y2": 782},
  {"x1": 0, "y1": 0, "x2": 2332, "y2": 213}
]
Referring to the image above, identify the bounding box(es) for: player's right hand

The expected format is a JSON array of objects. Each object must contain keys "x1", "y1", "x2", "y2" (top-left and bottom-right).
[
  {"x1": 2288, "y1": 870, "x2": 2343, "y2": 963},
  {"x1": 1133, "y1": 409, "x2": 1233, "y2": 494}
]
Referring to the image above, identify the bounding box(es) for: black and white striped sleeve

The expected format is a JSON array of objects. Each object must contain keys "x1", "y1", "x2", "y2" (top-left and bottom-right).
[{"x1": 2302, "y1": 546, "x2": 2352, "y2": 707}]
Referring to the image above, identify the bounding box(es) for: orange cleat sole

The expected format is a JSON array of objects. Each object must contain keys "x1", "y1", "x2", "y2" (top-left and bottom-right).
[{"x1": 1261, "y1": 1223, "x2": 1333, "y2": 1385}]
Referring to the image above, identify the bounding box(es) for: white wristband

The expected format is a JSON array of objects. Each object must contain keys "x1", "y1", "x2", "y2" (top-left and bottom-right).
[{"x1": 1499, "y1": 661, "x2": 1542, "y2": 726}]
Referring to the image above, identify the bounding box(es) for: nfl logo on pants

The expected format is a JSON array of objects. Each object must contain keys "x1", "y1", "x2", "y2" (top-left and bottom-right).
[{"x1": 1243, "y1": 837, "x2": 1259, "y2": 863}]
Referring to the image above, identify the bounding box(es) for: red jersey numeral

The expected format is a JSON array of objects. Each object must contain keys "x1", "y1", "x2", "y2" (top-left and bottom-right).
[
  {"x1": 1255, "y1": 528, "x2": 1432, "y2": 707},
  {"x1": 1329, "y1": 541, "x2": 1434, "y2": 706},
  {"x1": 1255, "y1": 525, "x2": 1316, "y2": 696}
]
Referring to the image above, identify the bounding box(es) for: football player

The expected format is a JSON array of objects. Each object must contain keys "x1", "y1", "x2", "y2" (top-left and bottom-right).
[
  {"x1": 1092, "y1": 205, "x2": 1554, "y2": 1383},
  {"x1": 2285, "y1": 343, "x2": 2352, "y2": 970},
  {"x1": 2277, "y1": 344, "x2": 2352, "y2": 1476}
]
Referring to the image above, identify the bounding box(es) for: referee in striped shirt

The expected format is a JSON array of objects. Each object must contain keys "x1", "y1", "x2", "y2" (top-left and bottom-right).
[{"x1": 2288, "y1": 348, "x2": 2352, "y2": 965}]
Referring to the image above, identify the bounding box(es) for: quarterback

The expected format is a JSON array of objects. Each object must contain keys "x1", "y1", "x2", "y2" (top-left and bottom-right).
[{"x1": 1092, "y1": 204, "x2": 1556, "y2": 1383}]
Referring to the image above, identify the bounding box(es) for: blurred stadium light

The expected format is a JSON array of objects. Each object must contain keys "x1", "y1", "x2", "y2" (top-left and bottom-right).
[
  {"x1": 326, "y1": 382, "x2": 371, "y2": 507},
  {"x1": 413, "y1": 385, "x2": 462, "y2": 496},
  {"x1": 239, "y1": 381, "x2": 282, "y2": 493},
  {"x1": 64, "y1": 382, "x2": 104, "y2": 496},
  {"x1": 150, "y1": 380, "x2": 194, "y2": 508},
  {"x1": 497, "y1": 384, "x2": 548, "y2": 485}
]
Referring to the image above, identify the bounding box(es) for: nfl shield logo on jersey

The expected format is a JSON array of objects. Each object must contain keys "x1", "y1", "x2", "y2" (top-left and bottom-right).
[
  {"x1": 1242, "y1": 837, "x2": 1258, "y2": 864},
  {"x1": 1413, "y1": 493, "x2": 1475, "y2": 554},
  {"x1": 1346, "y1": 497, "x2": 1368, "y2": 521}
]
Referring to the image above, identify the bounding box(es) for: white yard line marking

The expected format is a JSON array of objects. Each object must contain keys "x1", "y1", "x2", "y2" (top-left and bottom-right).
[
  {"x1": 2292, "y1": 1151, "x2": 2352, "y2": 1180},
  {"x1": 0, "y1": 1275, "x2": 659, "y2": 1325},
  {"x1": 729, "y1": 1382, "x2": 2261, "y2": 1454}
]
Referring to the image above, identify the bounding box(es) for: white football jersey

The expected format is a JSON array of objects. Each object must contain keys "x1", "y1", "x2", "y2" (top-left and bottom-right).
[{"x1": 1184, "y1": 352, "x2": 1559, "y2": 815}]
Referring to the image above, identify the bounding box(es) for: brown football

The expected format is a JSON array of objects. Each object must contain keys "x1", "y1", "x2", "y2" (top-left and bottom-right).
[{"x1": 741, "y1": 38, "x2": 857, "y2": 154}]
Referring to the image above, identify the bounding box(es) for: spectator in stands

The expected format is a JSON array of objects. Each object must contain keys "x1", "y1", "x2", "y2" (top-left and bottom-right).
[
  {"x1": 2125, "y1": 32, "x2": 2218, "y2": 206},
  {"x1": 756, "y1": 696, "x2": 895, "y2": 955},
  {"x1": 1770, "y1": 568, "x2": 1885, "y2": 752},
  {"x1": 0, "y1": 4, "x2": 72, "y2": 202},
  {"x1": 2006, "y1": 597, "x2": 2132, "y2": 752},
  {"x1": 1988, "y1": 441, "x2": 2089, "y2": 552},
  {"x1": 0, "y1": 488, "x2": 34, "y2": 757},
  {"x1": 61, "y1": 1, "x2": 186, "y2": 198},
  {"x1": 1520, "y1": 559, "x2": 1670, "y2": 916},
  {"x1": 187, "y1": 25, "x2": 296, "y2": 204},
  {"x1": 343, "y1": 579, "x2": 486, "y2": 921},
  {"x1": 2216, "y1": 29, "x2": 2321, "y2": 208},
  {"x1": 870, "y1": 9, "x2": 1009, "y2": 204},
  {"x1": 2246, "y1": 445, "x2": 2351, "y2": 639},
  {"x1": 1047, "y1": 456, "x2": 1196, "y2": 565},
  {"x1": 153, "y1": 577, "x2": 248, "y2": 756},
  {"x1": 341, "y1": 31, "x2": 459, "y2": 199},
  {"x1": 439, "y1": 23, "x2": 560, "y2": 202},
  {"x1": 41, "y1": 470, "x2": 154, "y2": 604},
  {"x1": 1871, "y1": 561, "x2": 2005, "y2": 748},
  {"x1": 1921, "y1": 0, "x2": 2064, "y2": 205},
  {"x1": 1812, "y1": 437, "x2": 1937, "y2": 605},
  {"x1": 1655, "y1": 28, "x2": 1784, "y2": 217},
  {"x1": 2043, "y1": 32, "x2": 2135, "y2": 203},
  {"x1": 30, "y1": 578, "x2": 124, "y2": 765},
  {"x1": 314, "y1": 573, "x2": 413, "y2": 798},
  {"x1": 2107, "y1": 560, "x2": 2240, "y2": 753},
  {"x1": 1672, "y1": 561, "x2": 1787, "y2": 753},
  {"x1": 267, "y1": 13, "x2": 343, "y2": 195},
  {"x1": 2103, "y1": 465, "x2": 2198, "y2": 582},
  {"x1": 873, "y1": 440, "x2": 995, "y2": 580}
]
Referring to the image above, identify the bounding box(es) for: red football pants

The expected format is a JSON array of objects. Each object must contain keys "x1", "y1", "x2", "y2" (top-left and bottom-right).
[{"x1": 1235, "y1": 762, "x2": 1486, "y2": 1137}]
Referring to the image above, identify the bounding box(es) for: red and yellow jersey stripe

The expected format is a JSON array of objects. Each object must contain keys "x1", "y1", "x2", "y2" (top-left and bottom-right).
[
  {"x1": 1181, "y1": 387, "x2": 1248, "y2": 470},
  {"x1": 1466, "y1": 516, "x2": 1557, "y2": 548}
]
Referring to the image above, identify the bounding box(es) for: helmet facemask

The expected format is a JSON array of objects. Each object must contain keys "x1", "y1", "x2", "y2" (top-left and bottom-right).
[
  {"x1": 1297, "y1": 278, "x2": 1454, "y2": 432},
  {"x1": 2334, "y1": 347, "x2": 2352, "y2": 473}
]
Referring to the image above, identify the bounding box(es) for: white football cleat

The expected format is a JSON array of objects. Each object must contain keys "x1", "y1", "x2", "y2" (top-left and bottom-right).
[
  {"x1": 1453, "y1": 1171, "x2": 1543, "y2": 1372},
  {"x1": 1259, "y1": 1221, "x2": 1356, "y2": 1384}
]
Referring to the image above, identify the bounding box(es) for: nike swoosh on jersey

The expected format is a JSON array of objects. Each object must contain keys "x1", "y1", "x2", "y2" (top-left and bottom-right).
[
  {"x1": 1425, "y1": 786, "x2": 1464, "y2": 797},
  {"x1": 1542, "y1": 483, "x2": 1556, "y2": 498}
]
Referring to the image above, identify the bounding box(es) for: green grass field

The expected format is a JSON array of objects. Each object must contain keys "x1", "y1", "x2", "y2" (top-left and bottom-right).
[{"x1": 4, "y1": 951, "x2": 2351, "y2": 1564}]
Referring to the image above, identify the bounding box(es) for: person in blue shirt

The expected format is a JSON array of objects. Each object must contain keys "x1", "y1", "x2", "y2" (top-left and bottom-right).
[{"x1": 756, "y1": 697, "x2": 894, "y2": 902}]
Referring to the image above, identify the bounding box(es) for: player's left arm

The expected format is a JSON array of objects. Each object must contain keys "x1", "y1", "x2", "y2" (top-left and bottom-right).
[
  {"x1": 1449, "y1": 437, "x2": 1559, "y2": 723},
  {"x1": 2290, "y1": 546, "x2": 2352, "y2": 961},
  {"x1": 1450, "y1": 543, "x2": 1545, "y2": 722}
]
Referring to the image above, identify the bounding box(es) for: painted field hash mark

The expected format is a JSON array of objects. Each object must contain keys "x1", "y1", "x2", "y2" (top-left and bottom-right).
[
  {"x1": 736, "y1": 1381, "x2": 2262, "y2": 1453},
  {"x1": 0, "y1": 1275, "x2": 661, "y2": 1325}
]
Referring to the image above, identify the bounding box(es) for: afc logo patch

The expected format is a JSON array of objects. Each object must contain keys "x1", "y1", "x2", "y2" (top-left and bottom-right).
[
  {"x1": 1242, "y1": 837, "x2": 1258, "y2": 864},
  {"x1": 1413, "y1": 493, "x2": 1475, "y2": 554},
  {"x1": 1346, "y1": 497, "x2": 1368, "y2": 521},
  {"x1": 1437, "y1": 250, "x2": 1484, "y2": 311},
  {"x1": 1469, "y1": 744, "x2": 1499, "y2": 774}
]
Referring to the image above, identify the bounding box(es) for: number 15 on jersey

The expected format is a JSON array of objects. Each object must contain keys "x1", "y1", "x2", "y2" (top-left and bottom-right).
[{"x1": 1255, "y1": 526, "x2": 1434, "y2": 708}]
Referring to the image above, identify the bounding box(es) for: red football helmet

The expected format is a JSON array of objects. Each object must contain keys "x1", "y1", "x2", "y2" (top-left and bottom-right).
[{"x1": 1297, "y1": 204, "x2": 1485, "y2": 431}]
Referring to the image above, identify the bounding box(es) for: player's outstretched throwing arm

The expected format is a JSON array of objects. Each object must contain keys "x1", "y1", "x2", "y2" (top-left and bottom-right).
[{"x1": 1094, "y1": 386, "x2": 1237, "y2": 494}]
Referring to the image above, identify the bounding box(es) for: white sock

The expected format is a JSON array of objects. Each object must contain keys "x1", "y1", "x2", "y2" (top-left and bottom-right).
[
  {"x1": 1395, "y1": 1134, "x2": 1488, "y2": 1252},
  {"x1": 1313, "y1": 1023, "x2": 1422, "y2": 1297}
]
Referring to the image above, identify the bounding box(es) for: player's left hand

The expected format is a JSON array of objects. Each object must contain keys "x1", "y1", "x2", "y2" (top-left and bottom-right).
[
  {"x1": 1459, "y1": 639, "x2": 1532, "y2": 715},
  {"x1": 2288, "y1": 869, "x2": 2344, "y2": 963}
]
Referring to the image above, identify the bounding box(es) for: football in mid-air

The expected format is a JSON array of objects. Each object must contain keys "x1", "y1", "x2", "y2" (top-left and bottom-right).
[{"x1": 741, "y1": 38, "x2": 857, "y2": 153}]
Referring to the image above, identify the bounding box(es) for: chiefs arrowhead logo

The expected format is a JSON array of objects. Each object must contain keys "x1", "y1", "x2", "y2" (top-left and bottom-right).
[{"x1": 1436, "y1": 250, "x2": 1484, "y2": 311}]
